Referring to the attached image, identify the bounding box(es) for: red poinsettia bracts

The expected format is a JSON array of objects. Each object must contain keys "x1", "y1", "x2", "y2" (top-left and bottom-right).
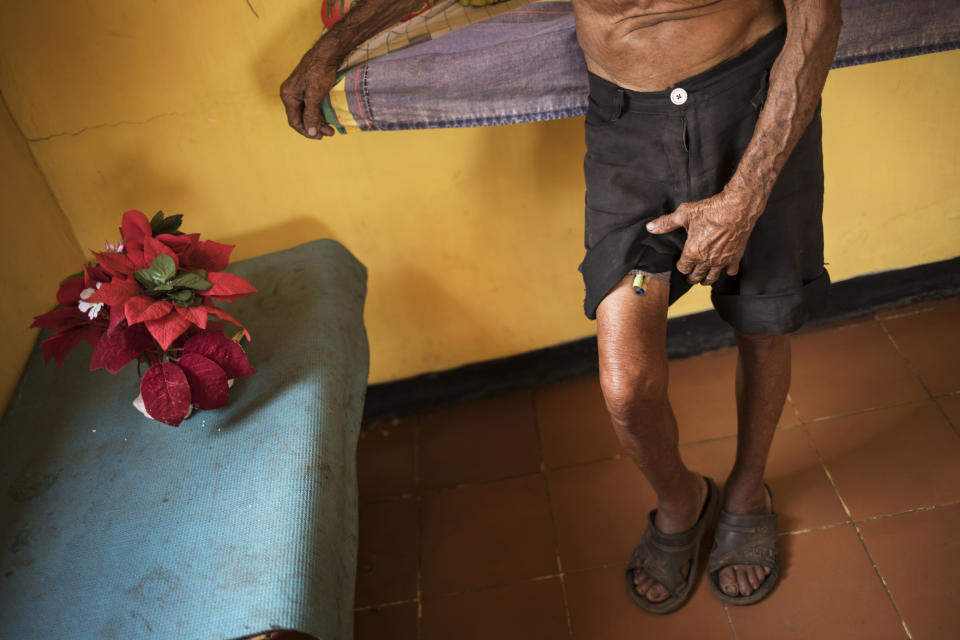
[
  {"x1": 140, "y1": 331, "x2": 257, "y2": 426},
  {"x1": 29, "y1": 209, "x2": 258, "y2": 426}
]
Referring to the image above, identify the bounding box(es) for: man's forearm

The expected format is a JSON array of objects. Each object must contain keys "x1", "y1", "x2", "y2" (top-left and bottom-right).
[
  {"x1": 312, "y1": 0, "x2": 427, "y2": 68},
  {"x1": 727, "y1": 0, "x2": 842, "y2": 219}
]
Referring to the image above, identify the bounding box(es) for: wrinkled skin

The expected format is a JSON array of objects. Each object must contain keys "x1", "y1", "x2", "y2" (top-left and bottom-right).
[
  {"x1": 279, "y1": 0, "x2": 426, "y2": 140},
  {"x1": 645, "y1": 178, "x2": 764, "y2": 285}
]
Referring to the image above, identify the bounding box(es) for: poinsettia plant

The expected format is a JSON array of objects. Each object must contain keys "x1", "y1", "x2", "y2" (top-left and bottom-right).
[{"x1": 29, "y1": 210, "x2": 258, "y2": 426}]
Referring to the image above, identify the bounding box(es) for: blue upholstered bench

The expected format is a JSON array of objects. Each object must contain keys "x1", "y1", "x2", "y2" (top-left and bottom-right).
[{"x1": 0, "y1": 239, "x2": 369, "y2": 640}]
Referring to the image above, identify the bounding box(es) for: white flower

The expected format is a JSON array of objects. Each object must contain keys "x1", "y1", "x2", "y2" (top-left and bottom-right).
[
  {"x1": 104, "y1": 240, "x2": 124, "y2": 253},
  {"x1": 78, "y1": 282, "x2": 104, "y2": 320}
]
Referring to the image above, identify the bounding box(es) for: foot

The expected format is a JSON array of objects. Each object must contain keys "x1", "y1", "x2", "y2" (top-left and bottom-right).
[
  {"x1": 715, "y1": 482, "x2": 773, "y2": 598},
  {"x1": 631, "y1": 473, "x2": 708, "y2": 603}
]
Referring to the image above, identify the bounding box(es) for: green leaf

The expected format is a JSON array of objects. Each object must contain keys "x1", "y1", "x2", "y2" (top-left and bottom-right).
[
  {"x1": 149, "y1": 210, "x2": 184, "y2": 236},
  {"x1": 170, "y1": 289, "x2": 201, "y2": 307},
  {"x1": 169, "y1": 289, "x2": 194, "y2": 303},
  {"x1": 134, "y1": 254, "x2": 177, "y2": 289},
  {"x1": 168, "y1": 270, "x2": 211, "y2": 291}
]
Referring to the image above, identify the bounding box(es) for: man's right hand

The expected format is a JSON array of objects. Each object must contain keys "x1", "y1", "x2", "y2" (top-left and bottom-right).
[
  {"x1": 279, "y1": 0, "x2": 429, "y2": 138},
  {"x1": 280, "y1": 47, "x2": 339, "y2": 140}
]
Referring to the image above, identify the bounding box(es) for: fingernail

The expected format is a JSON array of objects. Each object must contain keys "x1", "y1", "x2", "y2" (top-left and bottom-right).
[{"x1": 307, "y1": 127, "x2": 317, "y2": 137}]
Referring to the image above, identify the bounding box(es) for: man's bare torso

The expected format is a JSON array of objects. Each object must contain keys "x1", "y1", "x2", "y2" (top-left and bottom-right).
[{"x1": 573, "y1": 0, "x2": 786, "y2": 91}]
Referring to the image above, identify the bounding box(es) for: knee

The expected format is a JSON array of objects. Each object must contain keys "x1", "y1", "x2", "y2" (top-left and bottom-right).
[{"x1": 599, "y1": 362, "x2": 668, "y2": 427}]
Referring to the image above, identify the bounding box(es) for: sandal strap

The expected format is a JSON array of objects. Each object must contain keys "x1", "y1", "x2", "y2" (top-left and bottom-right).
[
  {"x1": 629, "y1": 477, "x2": 719, "y2": 594},
  {"x1": 629, "y1": 511, "x2": 699, "y2": 593},
  {"x1": 707, "y1": 510, "x2": 779, "y2": 573}
]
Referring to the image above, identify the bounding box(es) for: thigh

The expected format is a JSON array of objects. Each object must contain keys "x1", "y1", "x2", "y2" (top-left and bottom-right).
[{"x1": 596, "y1": 276, "x2": 671, "y2": 388}]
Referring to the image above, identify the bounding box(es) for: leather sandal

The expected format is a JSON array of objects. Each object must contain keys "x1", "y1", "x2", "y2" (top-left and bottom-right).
[
  {"x1": 625, "y1": 476, "x2": 719, "y2": 614},
  {"x1": 707, "y1": 484, "x2": 781, "y2": 605}
]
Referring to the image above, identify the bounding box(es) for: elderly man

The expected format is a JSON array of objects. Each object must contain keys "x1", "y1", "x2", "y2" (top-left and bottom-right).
[{"x1": 281, "y1": 0, "x2": 841, "y2": 614}]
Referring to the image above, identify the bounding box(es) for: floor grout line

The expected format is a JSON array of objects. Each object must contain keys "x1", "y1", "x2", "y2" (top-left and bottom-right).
[
  {"x1": 853, "y1": 500, "x2": 960, "y2": 524},
  {"x1": 874, "y1": 302, "x2": 945, "y2": 322},
  {"x1": 850, "y1": 520, "x2": 914, "y2": 640},
  {"x1": 360, "y1": 398, "x2": 918, "y2": 502},
  {"x1": 362, "y1": 395, "x2": 945, "y2": 507},
  {"x1": 413, "y1": 415, "x2": 424, "y2": 640},
  {"x1": 799, "y1": 419, "x2": 914, "y2": 639},
  {"x1": 876, "y1": 317, "x2": 960, "y2": 440},
  {"x1": 530, "y1": 390, "x2": 575, "y2": 640},
  {"x1": 778, "y1": 520, "x2": 850, "y2": 537},
  {"x1": 401, "y1": 571, "x2": 569, "y2": 602},
  {"x1": 784, "y1": 392, "x2": 802, "y2": 425},
  {"x1": 355, "y1": 598, "x2": 420, "y2": 612},
  {"x1": 722, "y1": 601, "x2": 740, "y2": 640},
  {"x1": 800, "y1": 398, "x2": 930, "y2": 426}
]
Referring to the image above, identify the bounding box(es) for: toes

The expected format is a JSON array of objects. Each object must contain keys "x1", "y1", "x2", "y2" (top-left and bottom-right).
[
  {"x1": 633, "y1": 568, "x2": 649, "y2": 587},
  {"x1": 631, "y1": 564, "x2": 686, "y2": 603},
  {"x1": 753, "y1": 565, "x2": 767, "y2": 585},
  {"x1": 743, "y1": 565, "x2": 761, "y2": 591},
  {"x1": 632, "y1": 568, "x2": 652, "y2": 596},
  {"x1": 718, "y1": 566, "x2": 739, "y2": 596},
  {"x1": 636, "y1": 575, "x2": 653, "y2": 594},
  {"x1": 646, "y1": 584, "x2": 669, "y2": 602},
  {"x1": 735, "y1": 565, "x2": 754, "y2": 596},
  {"x1": 718, "y1": 564, "x2": 771, "y2": 598}
]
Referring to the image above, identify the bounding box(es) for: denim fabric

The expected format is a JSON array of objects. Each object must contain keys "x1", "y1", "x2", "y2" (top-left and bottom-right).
[
  {"x1": 341, "y1": 2, "x2": 586, "y2": 130},
  {"x1": 833, "y1": 0, "x2": 960, "y2": 68},
  {"x1": 335, "y1": 0, "x2": 959, "y2": 131}
]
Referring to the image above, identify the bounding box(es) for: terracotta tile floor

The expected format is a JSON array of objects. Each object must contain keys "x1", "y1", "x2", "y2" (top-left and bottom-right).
[{"x1": 356, "y1": 296, "x2": 960, "y2": 640}]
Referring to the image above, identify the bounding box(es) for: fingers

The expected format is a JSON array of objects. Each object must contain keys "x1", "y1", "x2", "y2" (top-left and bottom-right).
[
  {"x1": 688, "y1": 263, "x2": 710, "y2": 284},
  {"x1": 302, "y1": 91, "x2": 330, "y2": 139},
  {"x1": 683, "y1": 264, "x2": 728, "y2": 286},
  {"x1": 703, "y1": 266, "x2": 724, "y2": 286},
  {"x1": 646, "y1": 209, "x2": 685, "y2": 235},
  {"x1": 679, "y1": 260, "x2": 726, "y2": 286},
  {"x1": 280, "y1": 76, "x2": 336, "y2": 140},
  {"x1": 282, "y1": 97, "x2": 306, "y2": 136}
]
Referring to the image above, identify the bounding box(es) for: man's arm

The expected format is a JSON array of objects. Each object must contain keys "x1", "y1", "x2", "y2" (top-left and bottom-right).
[
  {"x1": 280, "y1": 0, "x2": 426, "y2": 139},
  {"x1": 647, "y1": 0, "x2": 843, "y2": 286}
]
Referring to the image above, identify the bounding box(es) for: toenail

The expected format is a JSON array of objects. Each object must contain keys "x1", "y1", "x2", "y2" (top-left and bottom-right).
[{"x1": 724, "y1": 585, "x2": 737, "y2": 595}]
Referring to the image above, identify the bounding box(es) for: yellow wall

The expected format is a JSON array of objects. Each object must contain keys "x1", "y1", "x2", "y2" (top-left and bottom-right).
[
  {"x1": 0, "y1": 95, "x2": 85, "y2": 414},
  {"x1": 1, "y1": 1, "x2": 958, "y2": 389}
]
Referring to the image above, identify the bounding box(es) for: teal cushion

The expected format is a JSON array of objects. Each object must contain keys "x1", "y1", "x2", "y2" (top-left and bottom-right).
[{"x1": 0, "y1": 239, "x2": 369, "y2": 640}]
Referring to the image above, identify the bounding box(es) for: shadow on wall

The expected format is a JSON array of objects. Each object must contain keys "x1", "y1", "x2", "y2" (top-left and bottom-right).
[
  {"x1": 220, "y1": 218, "x2": 336, "y2": 261},
  {"x1": 371, "y1": 260, "x2": 505, "y2": 365}
]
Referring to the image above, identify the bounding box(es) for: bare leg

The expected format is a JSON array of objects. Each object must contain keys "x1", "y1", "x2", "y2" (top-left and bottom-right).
[
  {"x1": 597, "y1": 277, "x2": 707, "y2": 603},
  {"x1": 716, "y1": 329, "x2": 791, "y2": 597}
]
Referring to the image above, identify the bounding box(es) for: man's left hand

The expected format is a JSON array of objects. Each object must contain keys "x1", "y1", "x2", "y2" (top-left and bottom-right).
[{"x1": 646, "y1": 188, "x2": 762, "y2": 286}]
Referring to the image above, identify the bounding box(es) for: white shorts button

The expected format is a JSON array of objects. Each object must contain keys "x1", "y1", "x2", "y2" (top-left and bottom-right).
[{"x1": 670, "y1": 87, "x2": 688, "y2": 105}]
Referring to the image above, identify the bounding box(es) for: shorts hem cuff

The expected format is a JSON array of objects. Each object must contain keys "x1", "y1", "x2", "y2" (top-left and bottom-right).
[{"x1": 710, "y1": 269, "x2": 831, "y2": 335}]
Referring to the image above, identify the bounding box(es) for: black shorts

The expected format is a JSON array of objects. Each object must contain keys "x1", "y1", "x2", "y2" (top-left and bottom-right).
[{"x1": 579, "y1": 25, "x2": 829, "y2": 334}]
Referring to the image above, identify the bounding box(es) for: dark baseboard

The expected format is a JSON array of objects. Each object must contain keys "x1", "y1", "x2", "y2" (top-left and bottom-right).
[{"x1": 363, "y1": 256, "x2": 960, "y2": 423}]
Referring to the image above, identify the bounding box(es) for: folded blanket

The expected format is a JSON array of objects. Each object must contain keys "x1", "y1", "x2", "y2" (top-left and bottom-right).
[{"x1": 322, "y1": 0, "x2": 960, "y2": 133}]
